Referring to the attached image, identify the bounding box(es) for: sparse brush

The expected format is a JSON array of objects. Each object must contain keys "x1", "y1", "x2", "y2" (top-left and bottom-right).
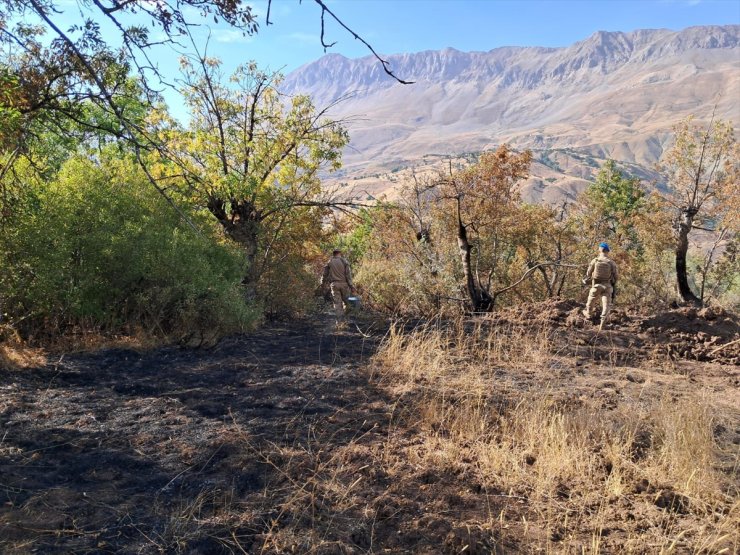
[
  {"x1": 372, "y1": 316, "x2": 739, "y2": 552},
  {"x1": 646, "y1": 396, "x2": 726, "y2": 504}
]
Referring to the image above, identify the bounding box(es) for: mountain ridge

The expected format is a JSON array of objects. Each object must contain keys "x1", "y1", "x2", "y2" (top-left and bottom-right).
[{"x1": 282, "y1": 25, "x2": 740, "y2": 203}]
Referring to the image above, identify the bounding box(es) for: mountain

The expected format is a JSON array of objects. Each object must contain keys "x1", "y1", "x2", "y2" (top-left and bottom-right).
[{"x1": 283, "y1": 25, "x2": 740, "y2": 202}]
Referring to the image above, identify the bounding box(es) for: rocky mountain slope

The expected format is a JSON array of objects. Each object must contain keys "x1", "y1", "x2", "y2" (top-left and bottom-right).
[{"x1": 283, "y1": 25, "x2": 740, "y2": 202}]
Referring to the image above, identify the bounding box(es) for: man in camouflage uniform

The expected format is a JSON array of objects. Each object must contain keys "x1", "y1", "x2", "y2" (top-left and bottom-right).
[
  {"x1": 321, "y1": 249, "x2": 356, "y2": 326},
  {"x1": 582, "y1": 242, "x2": 618, "y2": 330}
]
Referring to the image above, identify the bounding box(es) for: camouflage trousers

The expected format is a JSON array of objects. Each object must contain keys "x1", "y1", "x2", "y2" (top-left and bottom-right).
[
  {"x1": 585, "y1": 282, "x2": 613, "y2": 323},
  {"x1": 330, "y1": 281, "x2": 351, "y2": 321}
]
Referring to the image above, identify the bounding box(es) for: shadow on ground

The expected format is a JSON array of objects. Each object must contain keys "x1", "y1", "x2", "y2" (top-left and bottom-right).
[
  {"x1": 0, "y1": 317, "x2": 388, "y2": 554},
  {"x1": 3, "y1": 302, "x2": 738, "y2": 554}
]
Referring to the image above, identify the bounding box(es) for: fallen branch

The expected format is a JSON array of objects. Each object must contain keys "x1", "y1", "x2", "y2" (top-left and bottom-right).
[{"x1": 709, "y1": 338, "x2": 740, "y2": 356}]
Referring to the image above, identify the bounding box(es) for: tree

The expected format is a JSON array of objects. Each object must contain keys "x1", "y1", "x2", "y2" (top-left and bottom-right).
[
  {"x1": 350, "y1": 148, "x2": 590, "y2": 315},
  {"x1": 153, "y1": 57, "x2": 349, "y2": 298},
  {"x1": 440, "y1": 145, "x2": 532, "y2": 311},
  {"x1": 0, "y1": 8, "x2": 197, "y2": 229},
  {"x1": 0, "y1": 150, "x2": 256, "y2": 338},
  {"x1": 583, "y1": 159, "x2": 646, "y2": 249},
  {"x1": 574, "y1": 161, "x2": 675, "y2": 306},
  {"x1": 514, "y1": 202, "x2": 579, "y2": 300},
  {"x1": 1, "y1": 0, "x2": 407, "y2": 141},
  {"x1": 1, "y1": 0, "x2": 409, "y2": 235},
  {"x1": 658, "y1": 116, "x2": 738, "y2": 305}
]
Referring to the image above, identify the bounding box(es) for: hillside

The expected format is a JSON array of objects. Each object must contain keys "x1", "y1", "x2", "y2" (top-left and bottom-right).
[
  {"x1": 1, "y1": 304, "x2": 738, "y2": 552},
  {"x1": 283, "y1": 25, "x2": 740, "y2": 202}
]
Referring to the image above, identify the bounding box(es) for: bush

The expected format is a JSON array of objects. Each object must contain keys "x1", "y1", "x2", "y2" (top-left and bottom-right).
[{"x1": 0, "y1": 154, "x2": 258, "y2": 341}]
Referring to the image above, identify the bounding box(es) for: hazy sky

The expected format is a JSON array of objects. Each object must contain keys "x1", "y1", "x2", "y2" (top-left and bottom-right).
[{"x1": 200, "y1": 0, "x2": 740, "y2": 74}]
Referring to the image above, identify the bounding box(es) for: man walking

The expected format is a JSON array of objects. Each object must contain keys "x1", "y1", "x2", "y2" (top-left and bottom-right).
[
  {"x1": 322, "y1": 249, "x2": 356, "y2": 326},
  {"x1": 582, "y1": 242, "x2": 618, "y2": 330}
]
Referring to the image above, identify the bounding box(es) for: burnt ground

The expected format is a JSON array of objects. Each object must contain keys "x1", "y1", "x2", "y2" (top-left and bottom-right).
[
  {"x1": 0, "y1": 303, "x2": 738, "y2": 554},
  {"x1": 1, "y1": 318, "x2": 388, "y2": 554}
]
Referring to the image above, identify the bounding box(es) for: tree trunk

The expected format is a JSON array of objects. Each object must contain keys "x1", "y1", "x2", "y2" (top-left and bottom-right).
[
  {"x1": 207, "y1": 197, "x2": 262, "y2": 300},
  {"x1": 236, "y1": 226, "x2": 260, "y2": 301},
  {"x1": 675, "y1": 208, "x2": 701, "y2": 305},
  {"x1": 536, "y1": 265, "x2": 554, "y2": 297},
  {"x1": 457, "y1": 221, "x2": 492, "y2": 312}
]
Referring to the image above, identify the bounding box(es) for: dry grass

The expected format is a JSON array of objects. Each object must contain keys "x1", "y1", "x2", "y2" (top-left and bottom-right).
[
  {"x1": 0, "y1": 317, "x2": 217, "y2": 363},
  {"x1": 224, "y1": 415, "x2": 386, "y2": 554},
  {"x1": 0, "y1": 344, "x2": 47, "y2": 369},
  {"x1": 372, "y1": 318, "x2": 740, "y2": 553},
  {"x1": 3, "y1": 313, "x2": 736, "y2": 553},
  {"x1": 42, "y1": 327, "x2": 167, "y2": 354},
  {"x1": 0, "y1": 326, "x2": 167, "y2": 365},
  {"x1": 0, "y1": 326, "x2": 47, "y2": 369}
]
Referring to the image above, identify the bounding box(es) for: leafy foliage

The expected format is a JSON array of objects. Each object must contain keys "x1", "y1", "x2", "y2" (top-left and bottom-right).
[
  {"x1": 349, "y1": 143, "x2": 734, "y2": 315},
  {"x1": 0, "y1": 153, "x2": 257, "y2": 340},
  {"x1": 575, "y1": 160, "x2": 674, "y2": 305},
  {"x1": 350, "y1": 146, "x2": 597, "y2": 315},
  {"x1": 582, "y1": 160, "x2": 646, "y2": 249},
  {"x1": 152, "y1": 57, "x2": 348, "y2": 310}
]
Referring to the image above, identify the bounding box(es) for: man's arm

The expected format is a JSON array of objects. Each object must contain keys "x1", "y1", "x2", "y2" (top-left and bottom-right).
[
  {"x1": 321, "y1": 263, "x2": 330, "y2": 287},
  {"x1": 583, "y1": 259, "x2": 595, "y2": 284}
]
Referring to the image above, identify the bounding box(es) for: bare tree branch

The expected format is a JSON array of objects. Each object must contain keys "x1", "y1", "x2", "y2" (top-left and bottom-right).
[{"x1": 311, "y1": 0, "x2": 414, "y2": 85}]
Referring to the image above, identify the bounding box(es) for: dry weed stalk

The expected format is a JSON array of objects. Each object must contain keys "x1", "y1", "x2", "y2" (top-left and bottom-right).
[
  {"x1": 372, "y1": 317, "x2": 739, "y2": 552},
  {"x1": 225, "y1": 412, "x2": 382, "y2": 554}
]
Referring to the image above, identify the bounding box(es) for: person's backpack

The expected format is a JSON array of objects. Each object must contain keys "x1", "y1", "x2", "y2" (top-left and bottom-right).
[{"x1": 593, "y1": 258, "x2": 613, "y2": 281}]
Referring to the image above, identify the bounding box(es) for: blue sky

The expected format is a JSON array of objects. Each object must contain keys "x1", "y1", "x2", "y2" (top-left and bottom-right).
[
  {"x1": 43, "y1": 0, "x2": 740, "y2": 117},
  {"x1": 197, "y1": 0, "x2": 740, "y2": 74}
]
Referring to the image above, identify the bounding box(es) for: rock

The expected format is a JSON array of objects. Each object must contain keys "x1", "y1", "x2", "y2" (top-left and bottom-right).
[
  {"x1": 550, "y1": 527, "x2": 566, "y2": 542},
  {"x1": 349, "y1": 525, "x2": 371, "y2": 549},
  {"x1": 444, "y1": 526, "x2": 491, "y2": 555},
  {"x1": 630, "y1": 431, "x2": 652, "y2": 461},
  {"x1": 633, "y1": 478, "x2": 653, "y2": 494}
]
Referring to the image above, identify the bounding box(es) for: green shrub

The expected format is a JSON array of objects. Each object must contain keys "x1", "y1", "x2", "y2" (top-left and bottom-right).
[{"x1": 0, "y1": 154, "x2": 258, "y2": 340}]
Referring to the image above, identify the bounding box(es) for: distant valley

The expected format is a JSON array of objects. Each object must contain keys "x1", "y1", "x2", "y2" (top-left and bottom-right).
[{"x1": 283, "y1": 25, "x2": 740, "y2": 202}]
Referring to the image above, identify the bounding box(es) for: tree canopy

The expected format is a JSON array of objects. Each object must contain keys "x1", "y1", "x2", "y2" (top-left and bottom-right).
[{"x1": 658, "y1": 116, "x2": 738, "y2": 304}]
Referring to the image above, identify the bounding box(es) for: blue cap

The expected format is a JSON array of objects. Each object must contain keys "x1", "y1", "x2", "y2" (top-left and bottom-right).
[{"x1": 599, "y1": 242, "x2": 610, "y2": 251}]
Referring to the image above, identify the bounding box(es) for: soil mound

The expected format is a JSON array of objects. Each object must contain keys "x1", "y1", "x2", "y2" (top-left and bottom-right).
[
  {"x1": 488, "y1": 298, "x2": 581, "y2": 326},
  {"x1": 487, "y1": 298, "x2": 739, "y2": 365},
  {"x1": 638, "y1": 306, "x2": 739, "y2": 336},
  {"x1": 634, "y1": 307, "x2": 740, "y2": 365}
]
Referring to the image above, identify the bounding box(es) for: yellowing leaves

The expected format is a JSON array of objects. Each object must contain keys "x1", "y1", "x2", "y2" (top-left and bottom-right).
[{"x1": 150, "y1": 56, "x2": 348, "y2": 299}]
